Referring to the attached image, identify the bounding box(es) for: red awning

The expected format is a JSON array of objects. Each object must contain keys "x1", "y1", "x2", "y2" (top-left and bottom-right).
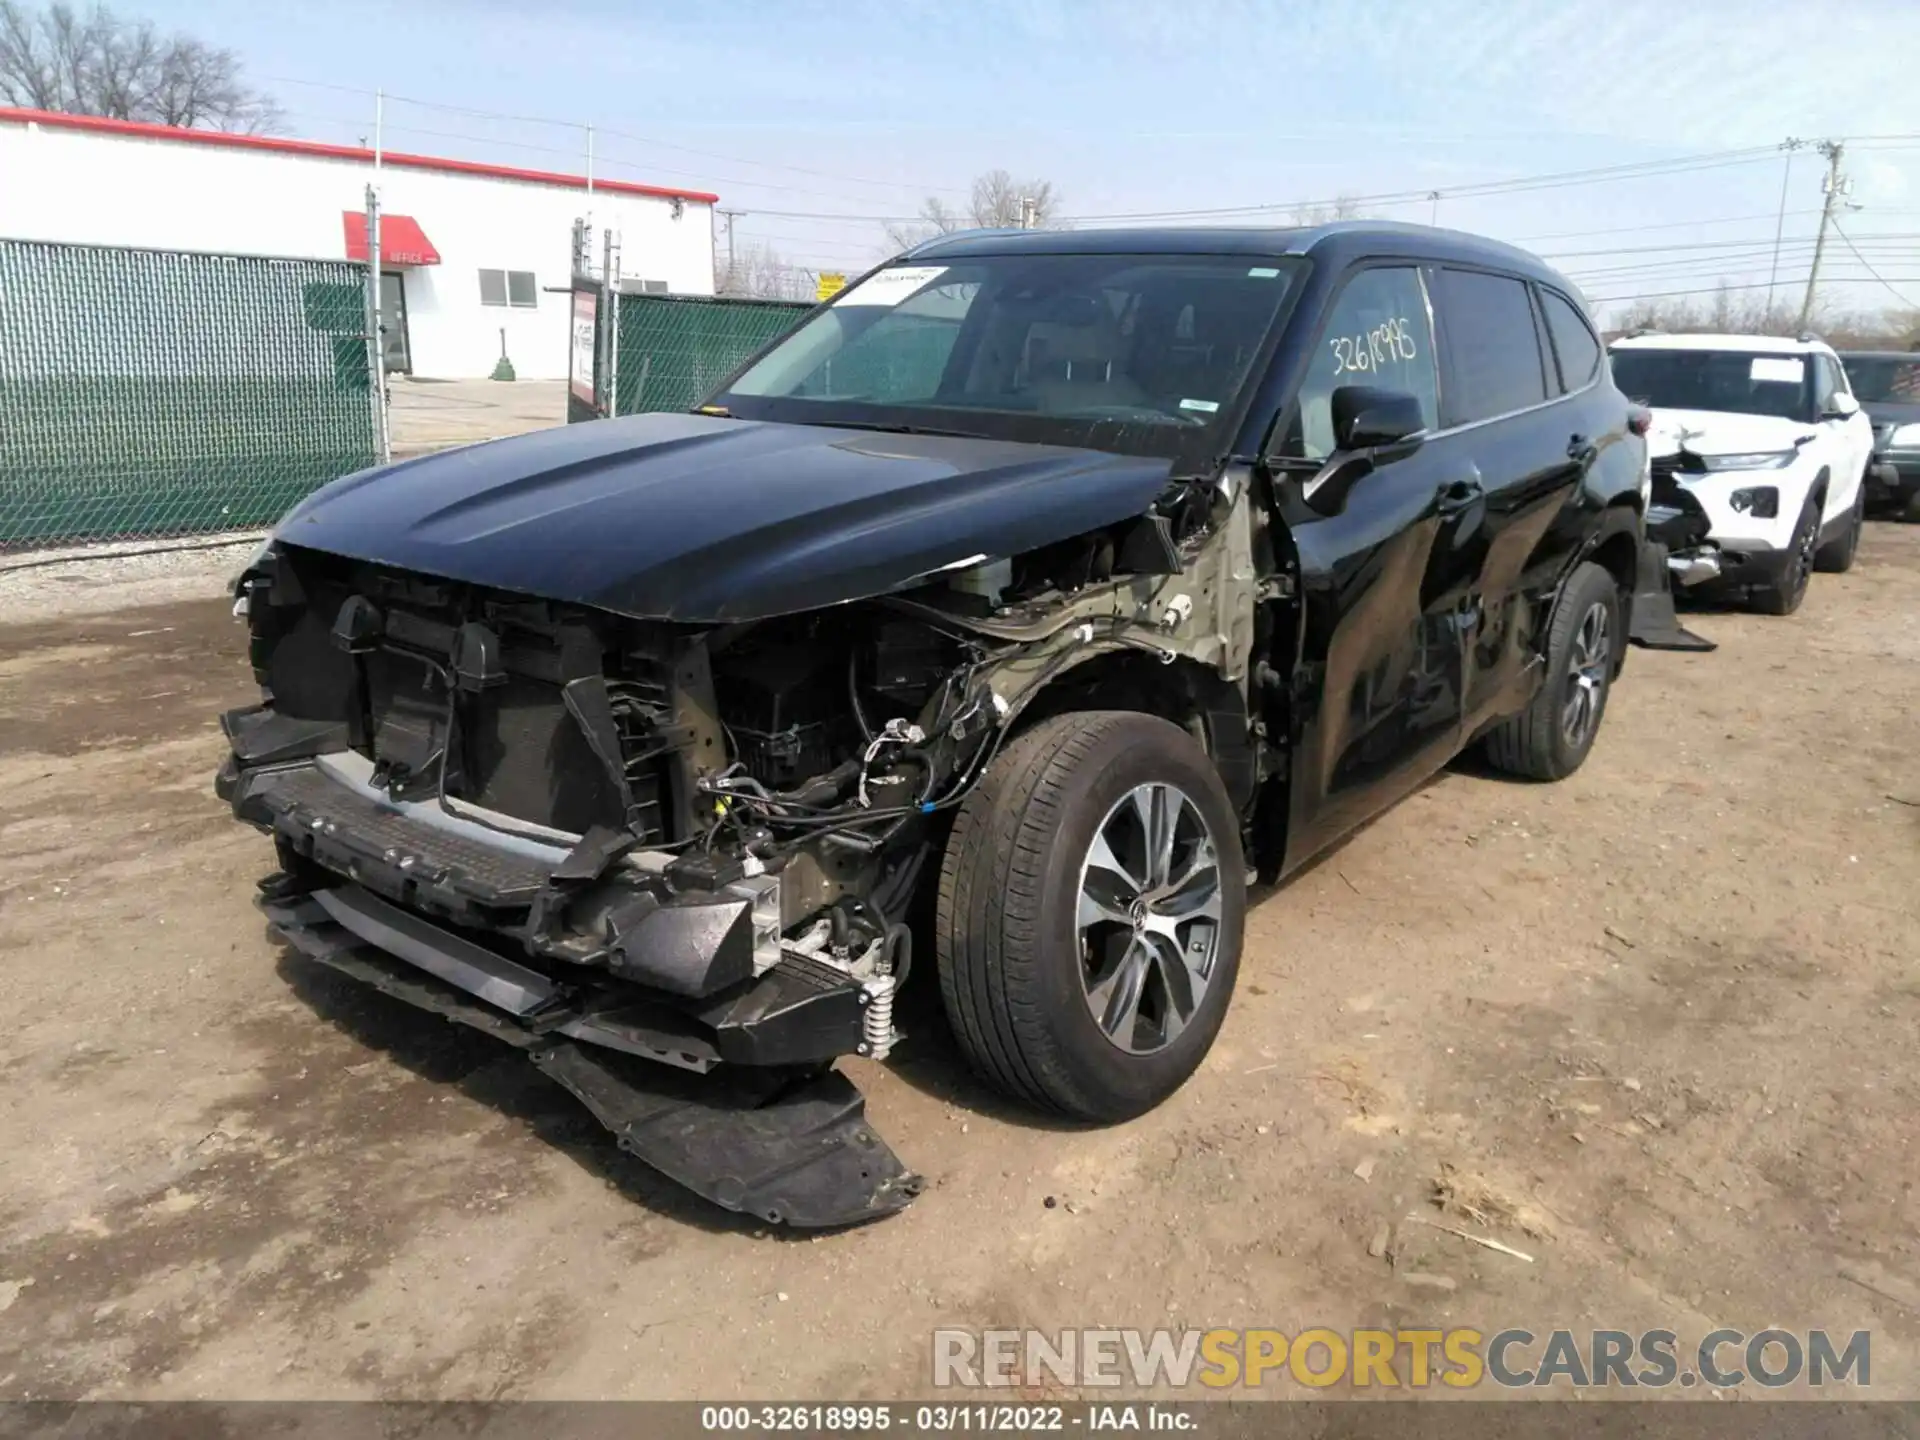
[{"x1": 341, "y1": 212, "x2": 440, "y2": 266}]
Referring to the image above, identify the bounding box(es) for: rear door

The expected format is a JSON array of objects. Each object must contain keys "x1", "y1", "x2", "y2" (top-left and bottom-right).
[
  {"x1": 1429, "y1": 267, "x2": 1588, "y2": 734},
  {"x1": 1268, "y1": 262, "x2": 1485, "y2": 868}
]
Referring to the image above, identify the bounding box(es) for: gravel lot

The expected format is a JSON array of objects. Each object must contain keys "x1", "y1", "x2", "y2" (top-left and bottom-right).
[{"x1": 1, "y1": 524, "x2": 1915, "y2": 1400}]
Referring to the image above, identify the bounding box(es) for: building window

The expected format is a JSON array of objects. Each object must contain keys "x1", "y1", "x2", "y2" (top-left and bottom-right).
[{"x1": 479, "y1": 269, "x2": 538, "y2": 308}]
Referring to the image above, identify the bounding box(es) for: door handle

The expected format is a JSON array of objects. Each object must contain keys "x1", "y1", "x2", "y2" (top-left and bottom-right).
[{"x1": 1435, "y1": 476, "x2": 1484, "y2": 516}]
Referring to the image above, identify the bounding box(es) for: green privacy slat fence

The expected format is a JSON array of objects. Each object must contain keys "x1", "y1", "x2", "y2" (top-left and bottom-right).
[
  {"x1": 0, "y1": 239, "x2": 379, "y2": 548},
  {"x1": 615, "y1": 293, "x2": 810, "y2": 415}
]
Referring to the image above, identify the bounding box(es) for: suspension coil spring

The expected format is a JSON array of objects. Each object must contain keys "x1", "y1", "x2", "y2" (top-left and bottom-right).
[{"x1": 860, "y1": 974, "x2": 897, "y2": 1061}]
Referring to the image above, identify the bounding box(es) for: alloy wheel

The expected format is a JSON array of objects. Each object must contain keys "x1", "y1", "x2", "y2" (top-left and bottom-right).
[
  {"x1": 1561, "y1": 601, "x2": 1612, "y2": 748},
  {"x1": 1075, "y1": 783, "x2": 1224, "y2": 1055}
]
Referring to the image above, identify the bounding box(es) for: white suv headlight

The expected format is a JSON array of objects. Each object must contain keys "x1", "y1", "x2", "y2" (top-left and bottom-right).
[
  {"x1": 1892, "y1": 423, "x2": 1920, "y2": 447},
  {"x1": 1694, "y1": 450, "x2": 1798, "y2": 471}
]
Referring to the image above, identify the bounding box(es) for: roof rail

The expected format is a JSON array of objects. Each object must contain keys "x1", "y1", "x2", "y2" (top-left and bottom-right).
[
  {"x1": 903, "y1": 226, "x2": 1028, "y2": 257},
  {"x1": 1797, "y1": 330, "x2": 1825, "y2": 344},
  {"x1": 1625, "y1": 326, "x2": 1664, "y2": 339}
]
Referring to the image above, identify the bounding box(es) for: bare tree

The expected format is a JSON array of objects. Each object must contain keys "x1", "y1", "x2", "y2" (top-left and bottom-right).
[
  {"x1": 716, "y1": 239, "x2": 816, "y2": 303},
  {"x1": 1599, "y1": 282, "x2": 1920, "y2": 348},
  {"x1": 1287, "y1": 194, "x2": 1371, "y2": 226},
  {"x1": 884, "y1": 169, "x2": 1065, "y2": 251},
  {"x1": 0, "y1": 1, "x2": 281, "y2": 132}
]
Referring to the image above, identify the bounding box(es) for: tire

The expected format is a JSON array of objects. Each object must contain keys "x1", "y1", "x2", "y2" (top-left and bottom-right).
[
  {"x1": 934, "y1": 711, "x2": 1246, "y2": 1122},
  {"x1": 1751, "y1": 492, "x2": 1820, "y2": 615},
  {"x1": 1481, "y1": 561, "x2": 1620, "y2": 782},
  {"x1": 1814, "y1": 481, "x2": 1864, "y2": 574}
]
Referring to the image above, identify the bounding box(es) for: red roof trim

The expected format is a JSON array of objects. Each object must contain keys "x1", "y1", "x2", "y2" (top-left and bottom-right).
[{"x1": 0, "y1": 106, "x2": 720, "y2": 205}]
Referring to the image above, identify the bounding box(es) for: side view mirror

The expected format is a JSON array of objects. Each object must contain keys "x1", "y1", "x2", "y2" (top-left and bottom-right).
[
  {"x1": 1822, "y1": 392, "x2": 1861, "y2": 420},
  {"x1": 1332, "y1": 385, "x2": 1428, "y2": 452}
]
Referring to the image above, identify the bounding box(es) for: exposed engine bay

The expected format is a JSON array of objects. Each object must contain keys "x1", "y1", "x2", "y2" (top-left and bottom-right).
[{"x1": 218, "y1": 476, "x2": 1267, "y2": 1226}]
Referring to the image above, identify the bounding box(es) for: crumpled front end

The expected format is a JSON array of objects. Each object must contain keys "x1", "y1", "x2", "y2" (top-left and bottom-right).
[
  {"x1": 217, "y1": 542, "x2": 928, "y2": 1227},
  {"x1": 218, "y1": 447, "x2": 1259, "y2": 1226}
]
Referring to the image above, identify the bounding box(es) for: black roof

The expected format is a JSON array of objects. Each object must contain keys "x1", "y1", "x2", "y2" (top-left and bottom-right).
[{"x1": 906, "y1": 220, "x2": 1572, "y2": 292}]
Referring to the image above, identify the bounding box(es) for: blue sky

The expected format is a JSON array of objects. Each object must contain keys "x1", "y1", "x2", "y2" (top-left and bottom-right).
[{"x1": 139, "y1": 0, "x2": 1920, "y2": 320}]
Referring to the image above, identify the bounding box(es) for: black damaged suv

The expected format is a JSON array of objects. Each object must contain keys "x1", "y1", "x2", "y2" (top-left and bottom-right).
[{"x1": 219, "y1": 223, "x2": 1675, "y2": 1226}]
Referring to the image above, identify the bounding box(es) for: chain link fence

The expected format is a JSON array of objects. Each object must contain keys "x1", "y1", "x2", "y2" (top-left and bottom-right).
[
  {"x1": 613, "y1": 293, "x2": 810, "y2": 415},
  {"x1": 0, "y1": 239, "x2": 379, "y2": 550}
]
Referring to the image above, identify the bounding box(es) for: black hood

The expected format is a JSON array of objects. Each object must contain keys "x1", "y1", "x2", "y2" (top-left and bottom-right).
[{"x1": 274, "y1": 413, "x2": 1176, "y2": 622}]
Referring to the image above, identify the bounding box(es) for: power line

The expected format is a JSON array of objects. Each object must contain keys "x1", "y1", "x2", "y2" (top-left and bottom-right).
[
  {"x1": 1831, "y1": 218, "x2": 1920, "y2": 309},
  {"x1": 276, "y1": 107, "x2": 951, "y2": 207},
  {"x1": 1510, "y1": 208, "x2": 1827, "y2": 243},
  {"x1": 1588, "y1": 276, "x2": 1920, "y2": 305},
  {"x1": 1541, "y1": 231, "x2": 1920, "y2": 261},
  {"x1": 1563, "y1": 237, "x2": 1920, "y2": 277},
  {"x1": 1057, "y1": 144, "x2": 1792, "y2": 223},
  {"x1": 265, "y1": 74, "x2": 969, "y2": 199}
]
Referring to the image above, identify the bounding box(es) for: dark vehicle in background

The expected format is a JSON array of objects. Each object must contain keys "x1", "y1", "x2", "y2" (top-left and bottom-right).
[
  {"x1": 1841, "y1": 351, "x2": 1920, "y2": 519},
  {"x1": 217, "y1": 222, "x2": 1672, "y2": 1227}
]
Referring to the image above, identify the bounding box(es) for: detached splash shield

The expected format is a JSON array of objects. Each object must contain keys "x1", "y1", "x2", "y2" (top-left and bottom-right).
[
  {"x1": 1627, "y1": 537, "x2": 1716, "y2": 654},
  {"x1": 263, "y1": 888, "x2": 922, "y2": 1228}
]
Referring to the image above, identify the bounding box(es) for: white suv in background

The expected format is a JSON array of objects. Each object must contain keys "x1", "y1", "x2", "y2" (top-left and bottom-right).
[{"x1": 1608, "y1": 333, "x2": 1875, "y2": 614}]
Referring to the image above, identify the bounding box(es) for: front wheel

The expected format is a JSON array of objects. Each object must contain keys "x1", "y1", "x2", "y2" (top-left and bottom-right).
[
  {"x1": 935, "y1": 711, "x2": 1246, "y2": 1122},
  {"x1": 1481, "y1": 560, "x2": 1620, "y2": 782},
  {"x1": 1752, "y1": 492, "x2": 1820, "y2": 614}
]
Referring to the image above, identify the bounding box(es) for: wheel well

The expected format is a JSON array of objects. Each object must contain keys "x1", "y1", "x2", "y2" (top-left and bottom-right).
[
  {"x1": 1014, "y1": 649, "x2": 1212, "y2": 736},
  {"x1": 1587, "y1": 529, "x2": 1638, "y2": 601},
  {"x1": 1012, "y1": 650, "x2": 1260, "y2": 815},
  {"x1": 1811, "y1": 467, "x2": 1830, "y2": 509}
]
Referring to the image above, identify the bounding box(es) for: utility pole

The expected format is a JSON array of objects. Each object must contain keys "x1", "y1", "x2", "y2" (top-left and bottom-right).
[
  {"x1": 718, "y1": 209, "x2": 743, "y2": 291},
  {"x1": 1019, "y1": 196, "x2": 1037, "y2": 230},
  {"x1": 1767, "y1": 137, "x2": 1805, "y2": 319},
  {"x1": 1799, "y1": 140, "x2": 1847, "y2": 332},
  {"x1": 366, "y1": 88, "x2": 389, "y2": 463},
  {"x1": 1427, "y1": 191, "x2": 1440, "y2": 227}
]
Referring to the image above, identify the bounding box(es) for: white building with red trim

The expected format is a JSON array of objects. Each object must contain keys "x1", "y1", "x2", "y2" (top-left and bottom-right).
[{"x1": 0, "y1": 107, "x2": 719, "y2": 380}]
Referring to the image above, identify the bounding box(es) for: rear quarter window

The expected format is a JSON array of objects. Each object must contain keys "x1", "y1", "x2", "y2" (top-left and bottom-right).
[{"x1": 1539, "y1": 289, "x2": 1602, "y2": 392}]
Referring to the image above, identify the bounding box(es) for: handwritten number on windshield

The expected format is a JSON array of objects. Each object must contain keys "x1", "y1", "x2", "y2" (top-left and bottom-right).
[{"x1": 1330, "y1": 317, "x2": 1418, "y2": 377}]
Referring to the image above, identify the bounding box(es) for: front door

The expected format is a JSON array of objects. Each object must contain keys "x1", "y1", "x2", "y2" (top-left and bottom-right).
[
  {"x1": 379, "y1": 271, "x2": 411, "y2": 374},
  {"x1": 1265, "y1": 263, "x2": 1484, "y2": 871}
]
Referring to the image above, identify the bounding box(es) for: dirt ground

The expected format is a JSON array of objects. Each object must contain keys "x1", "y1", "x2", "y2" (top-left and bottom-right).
[
  {"x1": 1, "y1": 524, "x2": 1915, "y2": 1402},
  {"x1": 388, "y1": 378, "x2": 568, "y2": 458}
]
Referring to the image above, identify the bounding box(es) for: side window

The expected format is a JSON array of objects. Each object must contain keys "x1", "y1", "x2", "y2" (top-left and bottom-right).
[
  {"x1": 1539, "y1": 289, "x2": 1602, "y2": 393},
  {"x1": 1434, "y1": 269, "x2": 1549, "y2": 424},
  {"x1": 1815, "y1": 355, "x2": 1844, "y2": 406},
  {"x1": 1288, "y1": 266, "x2": 1439, "y2": 461}
]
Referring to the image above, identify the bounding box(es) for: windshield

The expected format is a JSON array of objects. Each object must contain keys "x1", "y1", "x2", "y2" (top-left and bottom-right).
[
  {"x1": 1844, "y1": 357, "x2": 1920, "y2": 405},
  {"x1": 1609, "y1": 348, "x2": 1814, "y2": 423},
  {"x1": 710, "y1": 253, "x2": 1304, "y2": 457}
]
